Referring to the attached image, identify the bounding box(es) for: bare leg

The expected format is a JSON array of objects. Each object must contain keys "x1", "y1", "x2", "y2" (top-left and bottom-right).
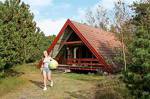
[
  {"x1": 47, "y1": 71, "x2": 52, "y2": 81},
  {"x1": 42, "y1": 71, "x2": 47, "y2": 89},
  {"x1": 47, "y1": 71, "x2": 53, "y2": 87}
]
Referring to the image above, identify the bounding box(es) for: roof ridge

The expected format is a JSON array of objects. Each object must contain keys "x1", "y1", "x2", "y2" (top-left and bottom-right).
[{"x1": 70, "y1": 20, "x2": 113, "y2": 34}]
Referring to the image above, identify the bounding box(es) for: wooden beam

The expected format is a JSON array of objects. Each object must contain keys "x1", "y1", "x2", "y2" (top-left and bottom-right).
[{"x1": 62, "y1": 41, "x2": 83, "y2": 45}]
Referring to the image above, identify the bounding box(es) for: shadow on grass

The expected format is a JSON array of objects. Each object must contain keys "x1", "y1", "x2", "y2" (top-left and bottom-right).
[
  {"x1": 65, "y1": 90, "x2": 92, "y2": 99},
  {"x1": 94, "y1": 80, "x2": 125, "y2": 99},
  {"x1": 65, "y1": 88, "x2": 123, "y2": 99},
  {"x1": 94, "y1": 89, "x2": 123, "y2": 99},
  {"x1": 4, "y1": 69, "x2": 24, "y2": 77},
  {"x1": 29, "y1": 80, "x2": 43, "y2": 89}
]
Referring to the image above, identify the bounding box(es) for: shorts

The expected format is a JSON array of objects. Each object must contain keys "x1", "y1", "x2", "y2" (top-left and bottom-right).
[{"x1": 43, "y1": 67, "x2": 51, "y2": 74}]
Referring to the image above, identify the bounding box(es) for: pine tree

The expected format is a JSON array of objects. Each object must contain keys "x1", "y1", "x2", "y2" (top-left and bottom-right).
[
  {"x1": 0, "y1": 0, "x2": 47, "y2": 71},
  {"x1": 123, "y1": 1, "x2": 150, "y2": 98},
  {"x1": 0, "y1": 1, "x2": 5, "y2": 71}
]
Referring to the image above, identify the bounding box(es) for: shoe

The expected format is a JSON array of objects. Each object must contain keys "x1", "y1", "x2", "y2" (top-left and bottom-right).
[
  {"x1": 43, "y1": 87, "x2": 47, "y2": 91},
  {"x1": 50, "y1": 81, "x2": 53, "y2": 87}
]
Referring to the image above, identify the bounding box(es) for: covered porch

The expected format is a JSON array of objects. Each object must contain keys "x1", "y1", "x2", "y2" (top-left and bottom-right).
[{"x1": 54, "y1": 29, "x2": 102, "y2": 68}]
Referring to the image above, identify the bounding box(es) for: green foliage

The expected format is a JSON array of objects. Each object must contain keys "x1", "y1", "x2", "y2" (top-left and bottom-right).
[
  {"x1": 40, "y1": 35, "x2": 56, "y2": 52},
  {"x1": 0, "y1": 0, "x2": 54, "y2": 71},
  {"x1": 123, "y1": 1, "x2": 150, "y2": 98}
]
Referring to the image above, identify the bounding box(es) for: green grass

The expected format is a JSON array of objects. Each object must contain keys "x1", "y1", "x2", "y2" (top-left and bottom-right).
[
  {"x1": 63, "y1": 72, "x2": 132, "y2": 99},
  {"x1": 63, "y1": 73, "x2": 105, "y2": 81},
  {"x1": 0, "y1": 63, "x2": 37, "y2": 96},
  {"x1": 12, "y1": 63, "x2": 38, "y2": 73},
  {"x1": 0, "y1": 63, "x2": 133, "y2": 99},
  {"x1": 61, "y1": 73, "x2": 133, "y2": 99},
  {"x1": 0, "y1": 76, "x2": 27, "y2": 96}
]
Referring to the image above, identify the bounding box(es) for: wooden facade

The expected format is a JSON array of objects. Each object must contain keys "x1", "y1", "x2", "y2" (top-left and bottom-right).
[{"x1": 45, "y1": 19, "x2": 122, "y2": 73}]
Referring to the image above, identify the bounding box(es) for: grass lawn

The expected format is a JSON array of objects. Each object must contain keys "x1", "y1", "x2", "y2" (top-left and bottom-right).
[
  {"x1": 0, "y1": 63, "x2": 36, "y2": 96},
  {"x1": 0, "y1": 63, "x2": 133, "y2": 99}
]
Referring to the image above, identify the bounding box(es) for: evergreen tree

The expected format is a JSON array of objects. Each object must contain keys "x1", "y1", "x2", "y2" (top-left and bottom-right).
[
  {"x1": 0, "y1": 1, "x2": 5, "y2": 71},
  {"x1": 38, "y1": 35, "x2": 56, "y2": 54},
  {"x1": 0, "y1": 0, "x2": 49, "y2": 71},
  {"x1": 123, "y1": 1, "x2": 150, "y2": 98}
]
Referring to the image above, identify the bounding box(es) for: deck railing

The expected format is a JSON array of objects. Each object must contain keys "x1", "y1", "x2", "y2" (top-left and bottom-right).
[{"x1": 67, "y1": 58, "x2": 102, "y2": 66}]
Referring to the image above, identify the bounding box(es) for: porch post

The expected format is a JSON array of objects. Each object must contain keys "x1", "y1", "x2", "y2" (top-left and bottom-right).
[
  {"x1": 67, "y1": 47, "x2": 70, "y2": 58},
  {"x1": 73, "y1": 47, "x2": 78, "y2": 59}
]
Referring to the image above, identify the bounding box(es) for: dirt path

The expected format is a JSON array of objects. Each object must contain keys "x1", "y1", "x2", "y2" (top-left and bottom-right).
[
  {"x1": 1, "y1": 64, "x2": 128, "y2": 99},
  {"x1": 1, "y1": 70, "x2": 96, "y2": 99}
]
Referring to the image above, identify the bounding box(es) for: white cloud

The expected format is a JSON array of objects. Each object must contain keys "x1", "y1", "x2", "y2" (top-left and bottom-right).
[
  {"x1": 72, "y1": 8, "x2": 86, "y2": 22},
  {"x1": 0, "y1": 0, "x2": 5, "y2": 2},
  {"x1": 73, "y1": 0, "x2": 139, "y2": 23},
  {"x1": 36, "y1": 18, "x2": 67, "y2": 36},
  {"x1": 72, "y1": 0, "x2": 138, "y2": 22},
  {"x1": 23, "y1": 0, "x2": 53, "y2": 7}
]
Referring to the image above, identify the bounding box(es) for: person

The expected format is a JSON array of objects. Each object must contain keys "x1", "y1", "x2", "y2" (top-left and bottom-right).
[{"x1": 41, "y1": 50, "x2": 53, "y2": 91}]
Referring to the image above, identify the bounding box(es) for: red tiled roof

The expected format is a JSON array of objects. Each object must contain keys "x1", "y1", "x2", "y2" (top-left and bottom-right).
[
  {"x1": 71, "y1": 21, "x2": 121, "y2": 70},
  {"x1": 71, "y1": 21, "x2": 121, "y2": 52}
]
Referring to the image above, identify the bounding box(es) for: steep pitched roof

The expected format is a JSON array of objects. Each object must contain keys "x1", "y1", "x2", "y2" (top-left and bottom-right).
[
  {"x1": 71, "y1": 21, "x2": 121, "y2": 51},
  {"x1": 71, "y1": 21, "x2": 122, "y2": 71},
  {"x1": 47, "y1": 19, "x2": 122, "y2": 72}
]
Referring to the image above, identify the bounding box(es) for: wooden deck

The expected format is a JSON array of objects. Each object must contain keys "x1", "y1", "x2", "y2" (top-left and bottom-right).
[{"x1": 57, "y1": 63, "x2": 104, "y2": 72}]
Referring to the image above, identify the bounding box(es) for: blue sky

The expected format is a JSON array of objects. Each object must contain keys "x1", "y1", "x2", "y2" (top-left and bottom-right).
[
  {"x1": 0, "y1": 0, "x2": 137, "y2": 36},
  {"x1": 31, "y1": 0, "x2": 100, "y2": 20},
  {"x1": 23, "y1": 0, "x2": 101, "y2": 36}
]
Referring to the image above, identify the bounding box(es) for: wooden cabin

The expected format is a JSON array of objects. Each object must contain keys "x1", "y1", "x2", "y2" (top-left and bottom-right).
[{"x1": 47, "y1": 19, "x2": 122, "y2": 73}]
